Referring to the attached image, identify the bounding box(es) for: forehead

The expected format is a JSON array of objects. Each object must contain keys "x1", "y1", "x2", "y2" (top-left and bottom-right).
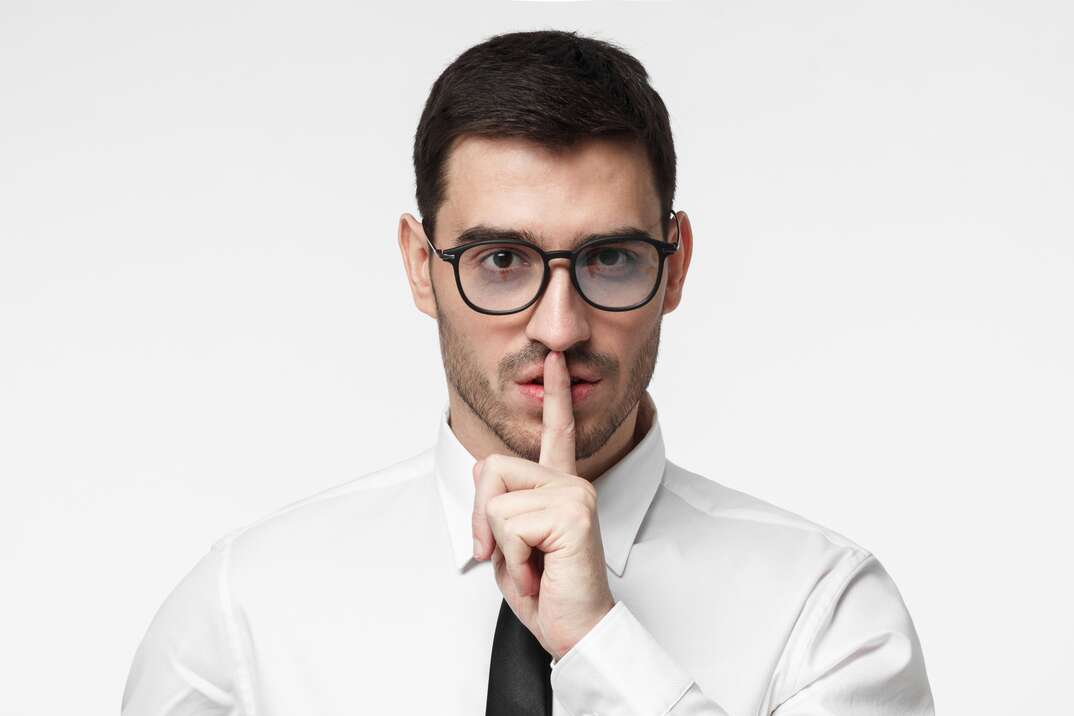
[{"x1": 438, "y1": 135, "x2": 661, "y2": 242}]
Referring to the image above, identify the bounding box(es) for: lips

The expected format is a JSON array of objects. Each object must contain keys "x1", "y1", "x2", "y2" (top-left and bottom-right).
[
  {"x1": 528, "y1": 376, "x2": 595, "y2": 385},
  {"x1": 516, "y1": 379, "x2": 600, "y2": 404},
  {"x1": 514, "y1": 365, "x2": 601, "y2": 385}
]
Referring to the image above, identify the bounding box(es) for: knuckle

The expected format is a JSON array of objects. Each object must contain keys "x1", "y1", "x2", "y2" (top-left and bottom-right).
[
  {"x1": 570, "y1": 484, "x2": 595, "y2": 508},
  {"x1": 571, "y1": 477, "x2": 597, "y2": 502},
  {"x1": 564, "y1": 500, "x2": 591, "y2": 522},
  {"x1": 484, "y1": 494, "x2": 500, "y2": 519},
  {"x1": 503, "y1": 541, "x2": 523, "y2": 565}
]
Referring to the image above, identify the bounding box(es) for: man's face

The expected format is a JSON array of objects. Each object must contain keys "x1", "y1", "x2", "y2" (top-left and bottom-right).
[{"x1": 412, "y1": 135, "x2": 682, "y2": 463}]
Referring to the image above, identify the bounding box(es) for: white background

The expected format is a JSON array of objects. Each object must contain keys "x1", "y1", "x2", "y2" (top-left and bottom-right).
[{"x1": 2, "y1": 1, "x2": 1071, "y2": 713}]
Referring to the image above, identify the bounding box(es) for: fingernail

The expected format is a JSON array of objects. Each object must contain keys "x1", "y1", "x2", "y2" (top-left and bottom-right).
[{"x1": 473, "y1": 538, "x2": 482, "y2": 560}]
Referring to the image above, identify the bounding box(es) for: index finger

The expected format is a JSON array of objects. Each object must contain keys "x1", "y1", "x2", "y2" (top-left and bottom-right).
[{"x1": 539, "y1": 350, "x2": 577, "y2": 475}]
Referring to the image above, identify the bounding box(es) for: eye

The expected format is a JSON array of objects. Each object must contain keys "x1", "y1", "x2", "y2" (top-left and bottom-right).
[
  {"x1": 593, "y1": 248, "x2": 630, "y2": 266},
  {"x1": 582, "y1": 245, "x2": 638, "y2": 270},
  {"x1": 479, "y1": 248, "x2": 529, "y2": 270}
]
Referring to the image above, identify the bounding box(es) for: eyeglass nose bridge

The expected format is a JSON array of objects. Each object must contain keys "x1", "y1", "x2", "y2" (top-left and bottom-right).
[
  {"x1": 531, "y1": 251, "x2": 582, "y2": 310},
  {"x1": 540, "y1": 251, "x2": 576, "y2": 287}
]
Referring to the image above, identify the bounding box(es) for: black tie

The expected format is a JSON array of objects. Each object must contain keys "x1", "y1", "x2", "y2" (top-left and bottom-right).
[{"x1": 486, "y1": 597, "x2": 554, "y2": 715}]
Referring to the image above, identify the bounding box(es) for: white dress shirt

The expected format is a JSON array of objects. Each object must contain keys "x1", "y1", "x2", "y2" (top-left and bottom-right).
[{"x1": 122, "y1": 392, "x2": 934, "y2": 715}]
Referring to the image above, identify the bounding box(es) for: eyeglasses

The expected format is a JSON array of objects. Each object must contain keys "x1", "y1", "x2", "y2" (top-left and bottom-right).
[{"x1": 422, "y1": 210, "x2": 681, "y2": 315}]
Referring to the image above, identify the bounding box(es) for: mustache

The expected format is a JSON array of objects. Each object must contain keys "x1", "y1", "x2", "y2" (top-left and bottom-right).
[{"x1": 499, "y1": 347, "x2": 617, "y2": 383}]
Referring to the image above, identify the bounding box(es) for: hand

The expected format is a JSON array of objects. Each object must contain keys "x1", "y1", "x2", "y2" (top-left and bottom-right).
[{"x1": 471, "y1": 350, "x2": 616, "y2": 660}]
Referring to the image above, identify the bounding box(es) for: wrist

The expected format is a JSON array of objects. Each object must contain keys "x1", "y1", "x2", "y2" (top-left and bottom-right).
[{"x1": 552, "y1": 596, "x2": 616, "y2": 661}]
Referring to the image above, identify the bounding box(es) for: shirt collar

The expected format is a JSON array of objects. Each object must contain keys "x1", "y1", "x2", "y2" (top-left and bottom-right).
[{"x1": 432, "y1": 391, "x2": 666, "y2": 578}]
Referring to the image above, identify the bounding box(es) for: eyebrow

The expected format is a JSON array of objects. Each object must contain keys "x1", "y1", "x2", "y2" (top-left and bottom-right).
[{"x1": 448, "y1": 224, "x2": 656, "y2": 249}]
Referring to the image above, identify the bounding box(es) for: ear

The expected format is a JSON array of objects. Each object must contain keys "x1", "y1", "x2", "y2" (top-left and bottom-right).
[
  {"x1": 661, "y1": 210, "x2": 693, "y2": 315},
  {"x1": 398, "y1": 213, "x2": 439, "y2": 320}
]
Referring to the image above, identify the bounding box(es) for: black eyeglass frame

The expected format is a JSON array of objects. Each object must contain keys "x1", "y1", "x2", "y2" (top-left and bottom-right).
[{"x1": 422, "y1": 209, "x2": 681, "y2": 315}]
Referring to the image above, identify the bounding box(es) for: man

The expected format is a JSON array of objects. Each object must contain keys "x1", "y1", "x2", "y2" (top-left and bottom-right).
[{"x1": 122, "y1": 29, "x2": 934, "y2": 715}]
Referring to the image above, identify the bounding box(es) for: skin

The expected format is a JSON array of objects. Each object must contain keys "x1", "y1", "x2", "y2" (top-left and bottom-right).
[{"x1": 397, "y1": 134, "x2": 694, "y2": 659}]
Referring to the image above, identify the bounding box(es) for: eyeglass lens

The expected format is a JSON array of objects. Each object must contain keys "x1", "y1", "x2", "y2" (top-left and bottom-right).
[{"x1": 457, "y1": 239, "x2": 662, "y2": 312}]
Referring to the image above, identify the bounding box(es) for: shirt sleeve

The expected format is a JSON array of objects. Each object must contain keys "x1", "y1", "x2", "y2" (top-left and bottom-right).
[
  {"x1": 771, "y1": 552, "x2": 935, "y2": 715},
  {"x1": 550, "y1": 601, "x2": 732, "y2": 716},
  {"x1": 549, "y1": 552, "x2": 934, "y2": 716},
  {"x1": 121, "y1": 537, "x2": 249, "y2": 716}
]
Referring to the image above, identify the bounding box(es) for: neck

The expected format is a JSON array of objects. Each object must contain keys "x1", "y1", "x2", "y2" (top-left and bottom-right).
[{"x1": 447, "y1": 390, "x2": 655, "y2": 482}]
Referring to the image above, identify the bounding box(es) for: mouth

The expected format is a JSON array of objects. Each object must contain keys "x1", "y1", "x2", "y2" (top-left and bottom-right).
[
  {"x1": 516, "y1": 377, "x2": 601, "y2": 404},
  {"x1": 512, "y1": 360, "x2": 602, "y2": 404},
  {"x1": 514, "y1": 365, "x2": 602, "y2": 386},
  {"x1": 526, "y1": 376, "x2": 595, "y2": 386}
]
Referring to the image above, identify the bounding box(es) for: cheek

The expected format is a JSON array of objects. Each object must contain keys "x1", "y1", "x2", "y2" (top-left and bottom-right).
[
  {"x1": 593, "y1": 316, "x2": 654, "y2": 376},
  {"x1": 462, "y1": 321, "x2": 527, "y2": 383}
]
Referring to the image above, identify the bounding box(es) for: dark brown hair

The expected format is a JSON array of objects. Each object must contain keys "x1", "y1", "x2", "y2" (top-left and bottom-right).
[{"x1": 413, "y1": 29, "x2": 677, "y2": 242}]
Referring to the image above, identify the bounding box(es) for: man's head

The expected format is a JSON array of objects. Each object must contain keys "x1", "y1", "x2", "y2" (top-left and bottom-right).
[{"x1": 399, "y1": 30, "x2": 692, "y2": 467}]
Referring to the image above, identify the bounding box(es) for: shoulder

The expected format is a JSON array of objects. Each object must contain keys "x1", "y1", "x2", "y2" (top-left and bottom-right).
[
  {"x1": 650, "y1": 460, "x2": 873, "y2": 589},
  {"x1": 658, "y1": 459, "x2": 866, "y2": 554},
  {"x1": 212, "y1": 447, "x2": 437, "y2": 563},
  {"x1": 649, "y1": 462, "x2": 906, "y2": 663}
]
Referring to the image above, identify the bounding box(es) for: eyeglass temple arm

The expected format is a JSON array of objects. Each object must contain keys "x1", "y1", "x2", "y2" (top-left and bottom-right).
[
  {"x1": 421, "y1": 220, "x2": 445, "y2": 259},
  {"x1": 668, "y1": 209, "x2": 682, "y2": 250}
]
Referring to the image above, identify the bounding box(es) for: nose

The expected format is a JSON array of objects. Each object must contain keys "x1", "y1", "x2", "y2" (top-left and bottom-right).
[{"x1": 524, "y1": 258, "x2": 591, "y2": 352}]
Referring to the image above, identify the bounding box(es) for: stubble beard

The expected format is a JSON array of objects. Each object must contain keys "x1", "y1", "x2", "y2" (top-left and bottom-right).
[{"x1": 435, "y1": 300, "x2": 661, "y2": 463}]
